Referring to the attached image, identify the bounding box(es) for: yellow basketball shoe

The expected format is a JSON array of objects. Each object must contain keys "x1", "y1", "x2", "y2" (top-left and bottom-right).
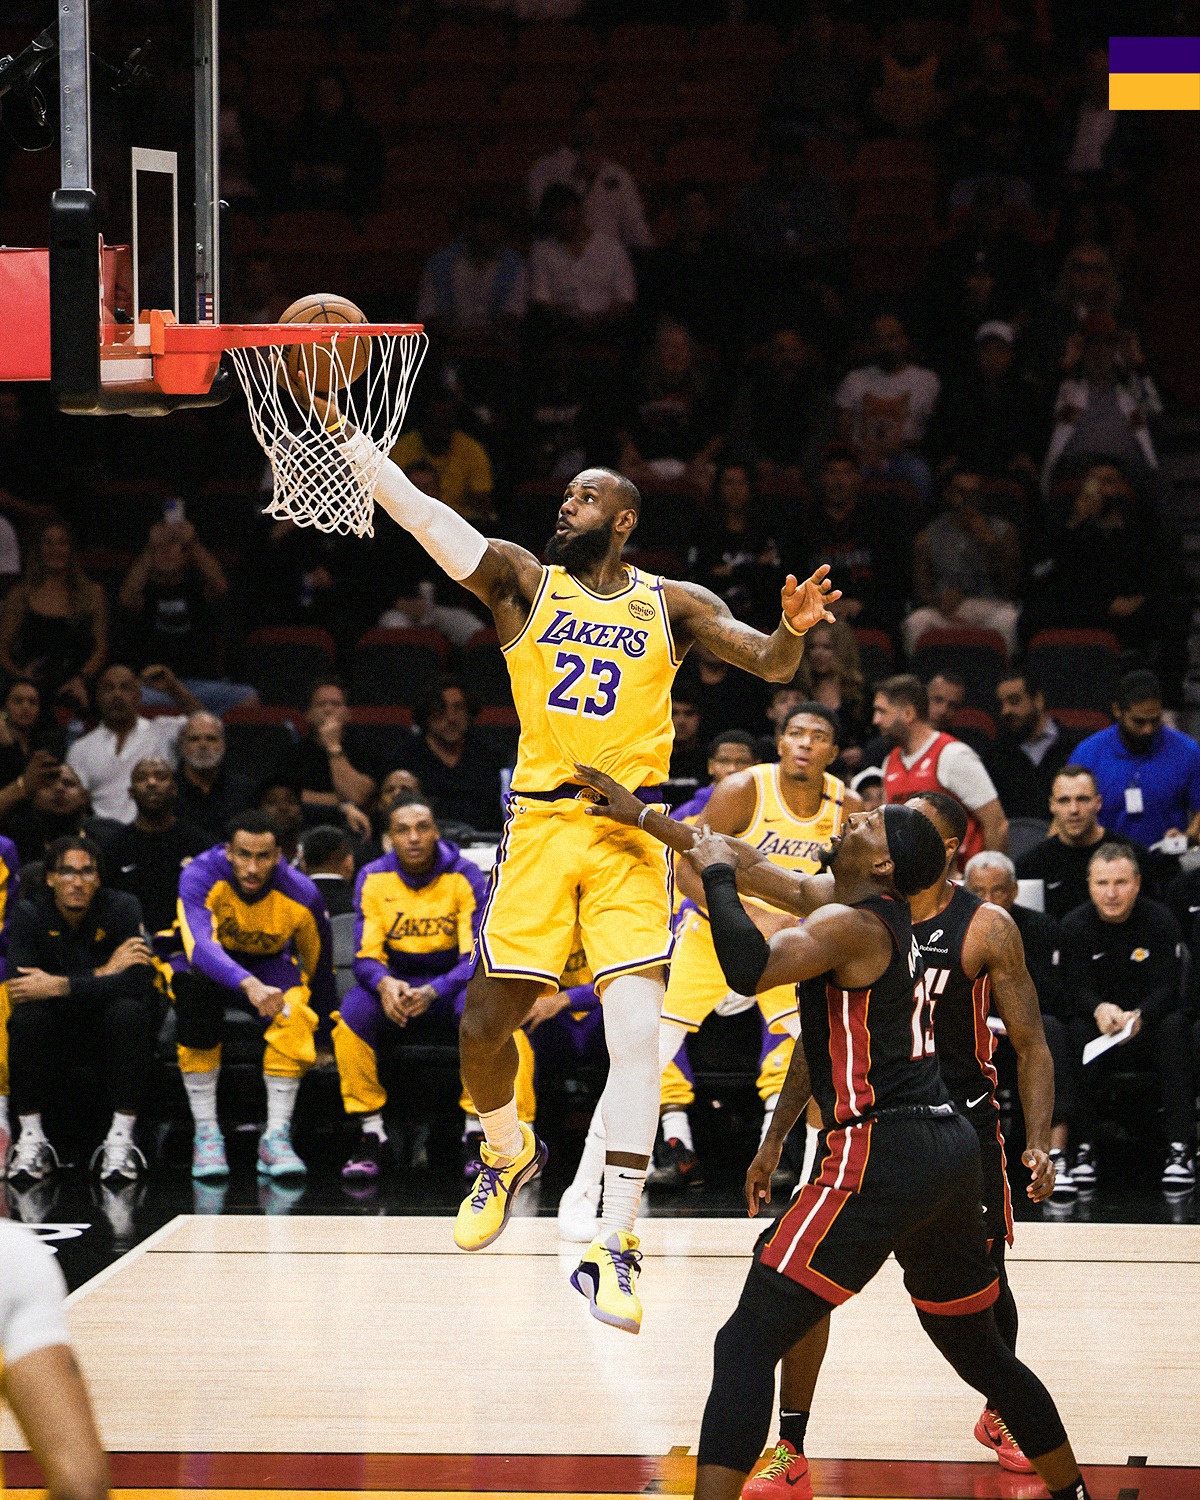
[
  {"x1": 570, "y1": 1230, "x2": 644, "y2": 1334},
  {"x1": 453, "y1": 1123, "x2": 548, "y2": 1251}
]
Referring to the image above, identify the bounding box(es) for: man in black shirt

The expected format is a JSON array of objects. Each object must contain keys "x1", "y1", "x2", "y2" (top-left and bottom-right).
[
  {"x1": 1062, "y1": 842, "x2": 1192, "y2": 1193},
  {"x1": 285, "y1": 679, "x2": 377, "y2": 840},
  {"x1": 1016, "y1": 765, "x2": 1153, "y2": 920},
  {"x1": 964, "y1": 851, "x2": 1077, "y2": 1198},
  {"x1": 5, "y1": 835, "x2": 157, "y2": 1187},
  {"x1": 988, "y1": 670, "x2": 1082, "y2": 820},
  {"x1": 102, "y1": 759, "x2": 211, "y2": 935},
  {"x1": 400, "y1": 677, "x2": 504, "y2": 836},
  {"x1": 297, "y1": 826, "x2": 355, "y2": 917},
  {"x1": 175, "y1": 713, "x2": 256, "y2": 839}
]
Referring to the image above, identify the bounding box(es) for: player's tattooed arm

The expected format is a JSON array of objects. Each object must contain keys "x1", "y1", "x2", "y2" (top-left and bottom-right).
[
  {"x1": 466, "y1": 539, "x2": 547, "y2": 645},
  {"x1": 970, "y1": 904, "x2": 1057, "y2": 1201},
  {"x1": 661, "y1": 568, "x2": 841, "y2": 682},
  {"x1": 745, "y1": 1037, "x2": 813, "y2": 1217}
]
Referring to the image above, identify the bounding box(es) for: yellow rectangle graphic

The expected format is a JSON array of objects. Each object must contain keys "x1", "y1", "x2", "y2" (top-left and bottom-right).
[{"x1": 1109, "y1": 71, "x2": 1200, "y2": 109}]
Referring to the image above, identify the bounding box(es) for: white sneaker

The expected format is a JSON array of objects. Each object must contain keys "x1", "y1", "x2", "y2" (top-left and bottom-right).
[
  {"x1": 90, "y1": 1139, "x2": 147, "y2": 1184},
  {"x1": 1049, "y1": 1148, "x2": 1076, "y2": 1199},
  {"x1": 1161, "y1": 1142, "x2": 1195, "y2": 1191},
  {"x1": 557, "y1": 1179, "x2": 602, "y2": 1243},
  {"x1": 7, "y1": 1134, "x2": 59, "y2": 1183}
]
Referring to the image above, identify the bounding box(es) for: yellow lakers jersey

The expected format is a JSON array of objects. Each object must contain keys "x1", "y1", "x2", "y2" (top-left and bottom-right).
[
  {"x1": 505, "y1": 564, "x2": 680, "y2": 792},
  {"x1": 741, "y1": 765, "x2": 847, "y2": 902}
]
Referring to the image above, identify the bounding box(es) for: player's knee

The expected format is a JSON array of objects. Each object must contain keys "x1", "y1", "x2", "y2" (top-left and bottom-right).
[
  {"x1": 337, "y1": 986, "x2": 379, "y2": 1042},
  {"x1": 458, "y1": 994, "x2": 513, "y2": 1055}
]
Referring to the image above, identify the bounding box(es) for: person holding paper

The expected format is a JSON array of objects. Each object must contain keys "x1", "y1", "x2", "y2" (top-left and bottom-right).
[{"x1": 1061, "y1": 842, "x2": 1193, "y2": 1193}]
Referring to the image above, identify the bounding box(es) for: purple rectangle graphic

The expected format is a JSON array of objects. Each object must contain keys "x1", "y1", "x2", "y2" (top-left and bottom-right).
[{"x1": 1109, "y1": 36, "x2": 1200, "y2": 72}]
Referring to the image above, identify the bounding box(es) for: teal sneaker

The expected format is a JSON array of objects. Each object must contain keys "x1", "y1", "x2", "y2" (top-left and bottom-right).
[
  {"x1": 257, "y1": 1125, "x2": 306, "y2": 1179},
  {"x1": 191, "y1": 1123, "x2": 229, "y2": 1180}
]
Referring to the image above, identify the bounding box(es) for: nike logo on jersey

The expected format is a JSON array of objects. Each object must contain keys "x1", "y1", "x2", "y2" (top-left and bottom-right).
[
  {"x1": 966, "y1": 1092, "x2": 990, "y2": 1109},
  {"x1": 550, "y1": 592, "x2": 577, "y2": 600},
  {"x1": 121, "y1": 864, "x2": 137, "y2": 874},
  {"x1": 1092, "y1": 952, "x2": 1105, "y2": 960}
]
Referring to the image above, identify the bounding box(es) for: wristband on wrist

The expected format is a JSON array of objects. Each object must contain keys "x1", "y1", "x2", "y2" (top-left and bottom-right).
[
  {"x1": 781, "y1": 612, "x2": 805, "y2": 637},
  {"x1": 637, "y1": 804, "x2": 652, "y2": 829}
]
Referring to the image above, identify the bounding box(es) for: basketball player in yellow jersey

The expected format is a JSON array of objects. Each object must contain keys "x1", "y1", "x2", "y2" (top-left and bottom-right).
[
  {"x1": 346, "y1": 442, "x2": 838, "y2": 1333},
  {"x1": 559, "y1": 704, "x2": 859, "y2": 1241},
  {"x1": 0, "y1": 1220, "x2": 108, "y2": 1500}
]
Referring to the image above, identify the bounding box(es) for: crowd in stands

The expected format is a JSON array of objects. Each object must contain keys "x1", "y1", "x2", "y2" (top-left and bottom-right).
[{"x1": 0, "y1": 3, "x2": 1197, "y2": 1209}]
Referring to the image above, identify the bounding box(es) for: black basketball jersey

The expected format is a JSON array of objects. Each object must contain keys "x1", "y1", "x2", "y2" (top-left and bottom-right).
[
  {"x1": 799, "y1": 894, "x2": 950, "y2": 1129},
  {"x1": 913, "y1": 883, "x2": 999, "y2": 1118}
]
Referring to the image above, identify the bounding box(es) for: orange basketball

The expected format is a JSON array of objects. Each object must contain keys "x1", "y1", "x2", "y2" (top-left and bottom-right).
[{"x1": 278, "y1": 293, "x2": 370, "y2": 398}]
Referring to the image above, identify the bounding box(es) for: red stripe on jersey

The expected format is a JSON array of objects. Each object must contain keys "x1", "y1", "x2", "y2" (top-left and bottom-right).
[
  {"x1": 827, "y1": 983, "x2": 875, "y2": 1124},
  {"x1": 993, "y1": 1115, "x2": 1014, "y2": 1248},
  {"x1": 760, "y1": 1183, "x2": 854, "y2": 1302},
  {"x1": 814, "y1": 1122, "x2": 873, "y2": 1193},
  {"x1": 911, "y1": 1276, "x2": 1000, "y2": 1317},
  {"x1": 972, "y1": 972, "x2": 1000, "y2": 1094}
]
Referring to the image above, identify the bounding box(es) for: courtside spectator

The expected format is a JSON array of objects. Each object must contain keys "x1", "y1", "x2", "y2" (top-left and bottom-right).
[
  {"x1": 1057, "y1": 44, "x2": 1150, "y2": 200},
  {"x1": 172, "y1": 810, "x2": 336, "y2": 1181},
  {"x1": 988, "y1": 669, "x2": 1083, "y2": 819},
  {"x1": 297, "y1": 825, "x2": 355, "y2": 918},
  {"x1": 281, "y1": 67, "x2": 382, "y2": 217},
  {"x1": 119, "y1": 516, "x2": 257, "y2": 716},
  {"x1": 1026, "y1": 242, "x2": 1127, "y2": 387},
  {"x1": 332, "y1": 797, "x2": 488, "y2": 1181},
  {"x1": 389, "y1": 394, "x2": 495, "y2": 525},
  {"x1": 943, "y1": 37, "x2": 1042, "y2": 208},
  {"x1": 101, "y1": 758, "x2": 210, "y2": 935},
  {"x1": 874, "y1": 674, "x2": 1007, "y2": 861},
  {"x1": 1017, "y1": 765, "x2": 1154, "y2": 920},
  {"x1": 377, "y1": 578, "x2": 485, "y2": 647},
  {"x1": 926, "y1": 672, "x2": 967, "y2": 733},
  {"x1": 732, "y1": 125, "x2": 848, "y2": 283},
  {"x1": 67, "y1": 664, "x2": 196, "y2": 823},
  {"x1": 669, "y1": 695, "x2": 706, "y2": 787},
  {"x1": 835, "y1": 314, "x2": 940, "y2": 500},
  {"x1": 257, "y1": 778, "x2": 305, "y2": 865},
  {"x1": 528, "y1": 184, "x2": 637, "y2": 335},
  {"x1": 674, "y1": 646, "x2": 771, "y2": 749},
  {"x1": 6, "y1": 835, "x2": 157, "y2": 1185},
  {"x1": 0, "y1": 680, "x2": 58, "y2": 787},
  {"x1": 400, "y1": 677, "x2": 504, "y2": 836},
  {"x1": 963, "y1": 852, "x2": 1077, "y2": 1198},
  {"x1": 1, "y1": 762, "x2": 118, "y2": 869},
  {"x1": 175, "y1": 713, "x2": 256, "y2": 838},
  {"x1": 284, "y1": 679, "x2": 377, "y2": 837},
  {"x1": 1072, "y1": 670, "x2": 1200, "y2": 849},
  {"x1": 804, "y1": 447, "x2": 910, "y2": 640},
  {"x1": 1061, "y1": 843, "x2": 1193, "y2": 1192},
  {"x1": 526, "y1": 99, "x2": 653, "y2": 252},
  {"x1": 905, "y1": 466, "x2": 1021, "y2": 657},
  {"x1": 870, "y1": 16, "x2": 946, "y2": 136},
  {"x1": 672, "y1": 730, "x2": 759, "y2": 823},
  {"x1": 415, "y1": 196, "x2": 528, "y2": 339},
  {"x1": 0, "y1": 521, "x2": 107, "y2": 715}
]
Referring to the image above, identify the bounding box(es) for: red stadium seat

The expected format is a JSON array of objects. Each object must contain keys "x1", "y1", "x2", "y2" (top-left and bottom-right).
[
  {"x1": 352, "y1": 629, "x2": 450, "y2": 707},
  {"x1": 660, "y1": 138, "x2": 758, "y2": 186},
  {"x1": 1052, "y1": 708, "x2": 1111, "y2": 735},
  {"x1": 383, "y1": 140, "x2": 471, "y2": 190},
  {"x1": 221, "y1": 704, "x2": 304, "y2": 782},
  {"x1": 1026, "y1": 630, "x2": 1122, "y2": 715},
  {"x1": 515, "y1": 23, "x2": 600, "y2": 71},
  {"x1": 853, "y1": 628, "x2": 894, "y2": 686},
  {"x1": 497, "y1": 78, "x2": 582, "y2": 125},
  {"x1": 243, "y1": 628, "x2": 336, "y2": 708},
  {"x1": 948, "y1": 706, "x2": 997, "y2": 752},
  {"x1": 910, "y1": 628, "x2": 1007, "y2": 712},
  {"x1": 606, "y1": 24, "x2": 691, "y2": 64},
  {"x1": 402, "y1": 78, "x2": 494, "y2": 131}
]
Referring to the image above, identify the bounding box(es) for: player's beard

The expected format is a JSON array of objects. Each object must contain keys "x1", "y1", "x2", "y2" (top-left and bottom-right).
[{"x1": 545, "y1": 518, "x2": 614, "y2": 573}]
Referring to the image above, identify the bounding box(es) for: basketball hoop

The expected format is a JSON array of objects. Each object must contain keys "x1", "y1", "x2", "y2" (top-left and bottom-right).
[{"x1": 150, "y1": 314, "x2": 428, "y2": 538}]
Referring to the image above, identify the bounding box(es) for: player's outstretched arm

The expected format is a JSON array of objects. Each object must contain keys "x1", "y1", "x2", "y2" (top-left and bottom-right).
[
  {"x1": 970, "y1": 905, "x2": 1056, "y2": 1201},
  {"x1": 661, "y1": 568, "x2": 841, "y2": 683}
]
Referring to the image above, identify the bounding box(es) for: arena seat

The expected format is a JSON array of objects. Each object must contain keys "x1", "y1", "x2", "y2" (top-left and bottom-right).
[
  {"x1": 244, "y1": 626, "x2": 337, "y2": 708},
  {"x1": 347, "y1": 705, "x2": 414, "y2": 771},
  {"x1": 351, "y1": 628, "x2": 450, "y2": 706},
  {"x1": 497, "y1": 78, "x2": 581, "y2": 126},
  {"x1": 660, "y1": 138, "x2": 758, "y2": 186},
  {"x1": 606, "y1": 23, "x2": 691, "y2": 65},
  {"x1": 947, "y1": 706, "x2": 997, "y2": 756},
  {"x1": 383, "y1": 139, "x2": 471, "y2": 191},
  {"x1": 514, "y1": 22, "x2": 600, "y2": 71},
  {"x1": 1052, "y1": 708, "x2": 1111, "y2": 736},
  {"x1": 909, "y1": 627, "x2": 1007, "y2": 712},
  {"x1": 221, "y1": 705, "x2": 303, "y2": 781},
  {"x1": 330, "y1": 911, "x2": 357, "y2": 1001},
  {"x1": 401, "y1": 78, "x2": 495, "y2": 135},
  {"x1": 461, "y1": 629, "x2": 513, "y2": 708},
  {"x1": 422, "y1": 20, "x2": 511, "y2": 75},
  {"x1": 1026, "y1": 629, "x2": 1122, "y2": 715},
  {"x1": 852, "y1": 627, "x2": 894, "y2": 687}
]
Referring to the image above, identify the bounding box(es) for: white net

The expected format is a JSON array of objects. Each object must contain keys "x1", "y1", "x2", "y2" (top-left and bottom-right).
[{"x1": 229, "y1": 328, "x2": 428, "y2": 538}]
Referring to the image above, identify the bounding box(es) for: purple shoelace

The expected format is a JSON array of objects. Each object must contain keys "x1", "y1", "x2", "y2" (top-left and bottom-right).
[
  {"x1": 611, "y1": 1245, "x2": 642, "y2": 1295},
  {"x1": 471, "y1": 1163, "x2": 506, "y2": 1211}
]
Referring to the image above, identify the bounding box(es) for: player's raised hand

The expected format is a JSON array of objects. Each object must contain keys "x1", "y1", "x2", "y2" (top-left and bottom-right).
[
  {"x1": 684, "y1": 824, "x2": 740, "y2": 874},
  {"x1": 781, "y1": 565, "x2": 842, "y2": 636},
  {"x1": 1022, "y1": 1146, "x2": 1055, "y2": 1202},
  {"x1": 745, "y1": 1138, "x2": 781, "y2": 1217},
  {"x1": 574, "y1": 763, "x2": 644, "y2": 825}
]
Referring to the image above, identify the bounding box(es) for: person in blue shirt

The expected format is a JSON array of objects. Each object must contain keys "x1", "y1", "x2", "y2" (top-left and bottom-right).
[{"x1": 1072, "y1": 670, "x2": 1200, "y2": 849}]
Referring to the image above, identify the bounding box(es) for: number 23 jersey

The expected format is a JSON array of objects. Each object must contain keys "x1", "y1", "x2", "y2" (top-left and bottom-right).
[{"x1": 505, "y1": 564, "x2": 681, "y2": 793}]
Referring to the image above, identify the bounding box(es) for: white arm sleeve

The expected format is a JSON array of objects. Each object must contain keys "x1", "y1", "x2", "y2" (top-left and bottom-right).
[
  {"x1": 936, "y1": 741, "x2": 1000, "y2": 812},
  {"x1": 0, "y1": 1222, "x2": 70, "y2": 1366},
  {"x1": 346, "y1": 433, "x2": 488, "y2": 583}
]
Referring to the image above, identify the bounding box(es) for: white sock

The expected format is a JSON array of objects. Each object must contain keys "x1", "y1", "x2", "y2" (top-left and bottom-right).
[
  {"x1": 360, "y1": 1111, "x2": 386, "y2": 1142},
  {"x1": 567, "y1": 1104, "x2": 607, "y2": 1194},
  {"x1": 18, "y1": 1113, "x2": 46, "y2": 1145},
  {"x1": 801, "y1": 1122, "x2": 821, "y2": 1185},
  {"x1": 462, "y1": 1113, "x2": 482, "y2": 1139},
  {"x1": 478, "y1": 1098, "x2": 523, "y2": 1160},
  {"x1": 265, "y1": 1075, "x2": 300, "y2": 1133},
  {"x1": 106, "y1": 1111, "x2": 136, "y2": 1146},
  {"x1": 0, "y1": 1096, "x2": 9, "y2": 1131},
  {"x1": 601, "y1": 1161, "x2": 646, "y2": 1236},
  {"x1": 183, "y1": 1069, "x2": 219, "y2": 1127},
  {"x1": 759, "y1": 1094, "x2": 778, "y2": 1147},
  {"x1": 661, "y1": 1108, "x2": 693, "y2": 1151}
]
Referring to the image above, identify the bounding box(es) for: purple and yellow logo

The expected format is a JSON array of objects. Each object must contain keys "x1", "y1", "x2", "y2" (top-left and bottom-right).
[{"x1": 1110, "y1": 37, "x2": 1200, "y2": 109}]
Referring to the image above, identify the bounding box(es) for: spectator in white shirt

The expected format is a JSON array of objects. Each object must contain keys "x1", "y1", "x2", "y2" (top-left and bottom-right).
[
  {"x1": 526, "y1": 101, "x2": 653, "y2": 252},
  {"x1": 415, "y1": 196, "x2": 528, "y2": 339},
  {"x1": 66, "y1": 663, "x2": 200, "y2": 823},
  {"x1": 528, "y1": 184, "x2": 637, "y2": 331},
  {"x1": 835, "y1": 313, "x2": 940, "y2": 501}
]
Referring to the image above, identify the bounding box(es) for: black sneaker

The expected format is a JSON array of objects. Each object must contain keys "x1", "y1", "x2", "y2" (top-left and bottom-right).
[
  {"x1": 1162, "y1": 1142, "x2": 1195, "y2": 1192},
  {"x1": 1070, "y1": 1142, "x2": 1096, "y2": 1188},
  {"x1": 341, "y1": 1132, "x2": 386, "y2": 1183},
  {"x1": 646, "y1": 1137, "x2": 703, "y2": 1189},
  {"x1": 1049, "y1": 1148, "x2": 1077, "y2": 1199}
]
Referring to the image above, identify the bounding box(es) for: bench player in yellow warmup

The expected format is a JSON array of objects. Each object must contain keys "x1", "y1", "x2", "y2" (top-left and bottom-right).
[
  {"x1": 559, "y1": 705, "x2": 858, "y2": 1240},
  {"x1": 345, "y1": 435, "x2": 838, "y2": 1333}
]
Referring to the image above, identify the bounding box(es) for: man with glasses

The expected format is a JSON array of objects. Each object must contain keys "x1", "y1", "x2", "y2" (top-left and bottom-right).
[{"x1": 5, "y1": 836, "x2": 158, "y2": 1184}]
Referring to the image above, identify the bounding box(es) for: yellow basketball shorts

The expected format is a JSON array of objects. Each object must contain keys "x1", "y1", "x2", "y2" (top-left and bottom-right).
[
  {"x1": 661, "y1": 907, "x2": 798, "y2": 1034},
  {"x1": 478, "y1": 797, "x2": 674, "y2": 994}
]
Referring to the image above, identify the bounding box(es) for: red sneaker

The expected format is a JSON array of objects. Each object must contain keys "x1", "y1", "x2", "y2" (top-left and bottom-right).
[
  {"x1": 742, "y1": 1441, "x2": 813, "y2": 1500},
  {"x1": 974, "y1": 1406, "x2": 1036, "y2": 1473}
]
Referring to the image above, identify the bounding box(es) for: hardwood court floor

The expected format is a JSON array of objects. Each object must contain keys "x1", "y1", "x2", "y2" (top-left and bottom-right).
[{"x1": 4, "y1": 1216, "x2": 1197, "y2": 1499}]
